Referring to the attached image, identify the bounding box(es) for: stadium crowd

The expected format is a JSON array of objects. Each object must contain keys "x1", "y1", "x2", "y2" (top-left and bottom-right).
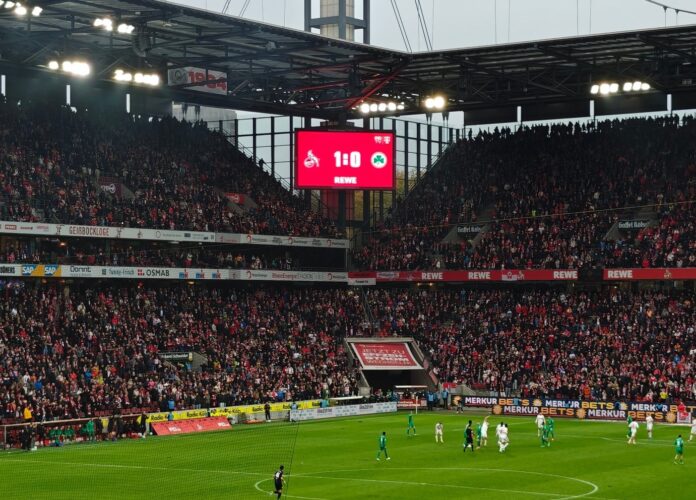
[
  {"x1": 365, "y1": 287, "x2": 696, "y2": 402},
  {"x1": 0, "y1": 102, "x2": 340, "y2": 238},
  {"x1": 0, "y1": 284, "x2": 364, "y2": 423},
  {"x1": 0, "y1": 238, "x2": 344, "y2": 271},
  {"x1": 355, "y1": 116, "x2": 696, "y2": 271},
  {"x1": 3, "y1": 281, "x2": 695, "y2": 425}
]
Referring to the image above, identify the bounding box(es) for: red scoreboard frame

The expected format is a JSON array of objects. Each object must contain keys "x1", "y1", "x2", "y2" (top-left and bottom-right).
[{"x1": 294, "y1": 129, "x2": 396, "y2": 190}]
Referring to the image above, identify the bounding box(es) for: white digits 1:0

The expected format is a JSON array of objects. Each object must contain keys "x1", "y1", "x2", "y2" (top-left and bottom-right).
[{"x1": 334, "y1": 151, "x2": 361, "y2": 168}]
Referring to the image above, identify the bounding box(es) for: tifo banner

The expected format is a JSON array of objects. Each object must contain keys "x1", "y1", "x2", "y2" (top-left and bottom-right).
[
  {"x1": 603, "y1": 268, "x2": 696, "y2": 280},
  {"x1": 348, "y1": 269, "x2": 579, "y2": 283},
  {"x1": 152, "y1": 417, "x2": 231, "y2": 436},
  {"x1": 351, "y1": 342, "x2": 421, "y2": 370},
  {"x1": 0, "y1": 220, "x2": 348, "y2": 249},
  {"x1": 290, "y1": 402, "x2": 397, "y2": 422},
  {"x1": 460, "y1": 396, "x2": 695, "y2": 422}
]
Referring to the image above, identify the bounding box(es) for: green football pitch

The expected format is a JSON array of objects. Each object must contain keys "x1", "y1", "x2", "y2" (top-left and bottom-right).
[{"x1": 1, "y1": 411, "x2": 694, "y2": 499}]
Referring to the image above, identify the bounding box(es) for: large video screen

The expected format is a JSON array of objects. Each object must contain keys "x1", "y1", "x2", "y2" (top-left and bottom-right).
[{"x1": 295, "y1": 129, "x2": 395, "y2": 190}]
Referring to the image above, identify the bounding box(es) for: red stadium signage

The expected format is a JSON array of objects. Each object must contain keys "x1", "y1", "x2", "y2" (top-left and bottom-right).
[
  {"x1": 295, "y1": 129, "x2": 395, "y2": 190},
  {"x1": 603, "y1": 268, "x2": 696, "y2": 280},
  {"x1": 151, "y1": 417, "x2": 231, "y2": 436},
  {"x1": 351, "y1": 342, "x2": 421, "y2": 370},
  {"x1": 348, "y1": 269, "x2": 578, "y2": 283}
]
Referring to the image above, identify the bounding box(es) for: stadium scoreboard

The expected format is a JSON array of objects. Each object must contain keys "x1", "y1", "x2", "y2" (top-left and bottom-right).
[{"x1": 294, "y1": 129, "x2": 395, "y2": 190}]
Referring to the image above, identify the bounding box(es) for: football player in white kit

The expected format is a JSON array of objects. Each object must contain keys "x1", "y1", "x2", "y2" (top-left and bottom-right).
[
  {"x1": 535, "y1": 413, "x2": 546, "y2": 437},
  {"x1": 497, "y1": 423, "x2": 509, "y2": 452},
  {"x1": 480, "y1": 416, "x2": 490, "y2": 447},
  {"x1": 435, "y1": 422, "x2": 444, "y2": 443},
  {"x1": 646, "y1": 415, "x2": 654, "y2": 439},
  {"x1": 690, "y1": 416, "x2": 696, "y2": 442},
  {"x1": 627, "y1": 419, "x2": 639, "y2": 445}
]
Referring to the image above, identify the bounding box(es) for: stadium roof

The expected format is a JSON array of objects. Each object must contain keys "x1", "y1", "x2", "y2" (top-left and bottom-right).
[{"x1": 2, "y1": 0, "x2": 696, "y2": 119}]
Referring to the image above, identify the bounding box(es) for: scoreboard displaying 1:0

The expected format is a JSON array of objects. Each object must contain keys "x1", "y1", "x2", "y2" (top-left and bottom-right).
[{"x1": 294, "y1": 129, "x2": 396, "y2": 190}]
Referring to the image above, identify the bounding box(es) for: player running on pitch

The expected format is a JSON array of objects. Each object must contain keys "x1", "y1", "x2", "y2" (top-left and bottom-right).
[
  {"x1": 535, "y1": 413, "x2": 546, "y2": 437},
  {"x1": 690, "y1": 416, "x2": 696, "y2": 442},
  {"x1": 646, "y1": 415, "x2": 654, "y2": 439},
  {"x1": 480, "y1": 416, "x2": 490, "y2": 447},
  {"x1": 628, "y1": 418, "x2": 639, "y2": 445},
  {"x1": 376, "y1": 431, "x2": 390, "y2": 460},
  {"x1": 475, "y1": 421, "x2": 482, "y2": 448},
  {"x1": 498, "y1": 423, "x2": 510, "y2": 453},
  {"x1": 674, "y1": 434, "x2": 685, "y2": 464},
  {"x1": 273, "y1": 465, "x2": 286, "y2": 499},
  {"x1": 540, "y1": 423, "x2": 551, "y2": 448},
  {"x1": 547, "y1": 416, "x2": 555, "y2": 441},
  {"x1": 463, "y1": 420, "x2": 475, "y2": 452},
  {"x1": 435, "y1": 422, "x2": 444, "y2": 443},
  {"x1": 406, "y1": 412, "x2": 417, "y2": 436}
]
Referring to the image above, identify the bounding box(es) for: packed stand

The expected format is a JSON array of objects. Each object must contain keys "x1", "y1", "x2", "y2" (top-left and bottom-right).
[
  {"x1": 0, "y1": 102, "x2": 340, "y2": 237},
  {"x1": 0, "y1": 284, "x2": 365, "y2": 423},
  {"x1": 356, "y1": 116, "x2": 696, "y2": 271},
  {"x1": 364, "y1": 287, "x2": 696, "y2": 403},
  {"x1": 0, "y1": 237, "x2": 346, "y2": 271}
]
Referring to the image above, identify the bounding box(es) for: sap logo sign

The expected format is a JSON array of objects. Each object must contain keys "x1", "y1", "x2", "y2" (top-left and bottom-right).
[
  {"x1": 44, "y1": 265, "x2": 59, "y2": 276},
  {"x1": 21, "y1": 265, "x2": 37, "y2": 276},
  {"x1": 607, "y1": 269, "x2": 633, "y2": 279},
  {"x1": 468, "y1": 271, "x2": 491, "y2": 280},
  {"x1": 420, "y1": 272, "x2": 443, "y2": 280},
  {"x1": 553, "y1": 270, "x2": 578, "y2": 280}
]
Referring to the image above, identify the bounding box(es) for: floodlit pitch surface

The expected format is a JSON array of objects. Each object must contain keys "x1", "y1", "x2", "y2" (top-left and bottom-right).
[{"x1": 2, "y1": 411, "x2": 695, "y2": 499}]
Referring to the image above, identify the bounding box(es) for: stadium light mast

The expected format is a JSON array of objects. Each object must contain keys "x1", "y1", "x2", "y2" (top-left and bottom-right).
[{"x1": 304, "y1": 0, "x2": 370, "y2": 44}]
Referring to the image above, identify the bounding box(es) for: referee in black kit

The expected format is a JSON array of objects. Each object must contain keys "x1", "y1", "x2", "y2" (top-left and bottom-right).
[{"x1": 273, "y1": 465, "x2": 286, "y2": 499}]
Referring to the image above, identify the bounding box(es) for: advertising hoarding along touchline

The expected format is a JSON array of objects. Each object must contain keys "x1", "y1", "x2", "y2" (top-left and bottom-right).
[{"x1": 294, "y1": 129, "x2": 396, "y2": 190}]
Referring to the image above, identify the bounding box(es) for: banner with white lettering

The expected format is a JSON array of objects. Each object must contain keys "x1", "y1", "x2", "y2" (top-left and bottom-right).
[
  {"x1": 348, "y1": 269, "x2": 579, "y2": 283},
  {"x1": 603, "y1": 268, "x2": 696, "y2": 280},
  {"x1": 350, "y1": 342, "x2": 421, "y2": 370},
  {"x1": 0, "y1": 220, "x2": 348, "y2": 249},
  {"x1": 458, "y1": 396, "x2": 691, "y2": 423}
]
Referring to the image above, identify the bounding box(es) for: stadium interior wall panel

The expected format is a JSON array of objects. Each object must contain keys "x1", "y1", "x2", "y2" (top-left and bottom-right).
[
  {"x1": 594, "y1": 93, "x2": 667, "y2": 116},
  {"x1": 464, "y1": 107, "x2": 517, "y2": 126},
  {"x1": 522, "y1": 101, "x2": 589, "y2": 122},
  {"x1": 671, "y1": 91, "x2": 696, "y2": 110}
]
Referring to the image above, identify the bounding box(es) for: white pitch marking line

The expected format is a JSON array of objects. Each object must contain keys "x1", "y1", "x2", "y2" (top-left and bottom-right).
[
  {"x1": 293, "y1": 466, "x2": 598, "y2": 499},
  {"x1": 254, "y1": 478, "x2": 327, "y2": 500}
]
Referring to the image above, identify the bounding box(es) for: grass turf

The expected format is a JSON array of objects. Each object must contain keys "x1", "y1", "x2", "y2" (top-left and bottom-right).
[{"x1": 1, "y1": 411, "x2": 695, "y2": 499}]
